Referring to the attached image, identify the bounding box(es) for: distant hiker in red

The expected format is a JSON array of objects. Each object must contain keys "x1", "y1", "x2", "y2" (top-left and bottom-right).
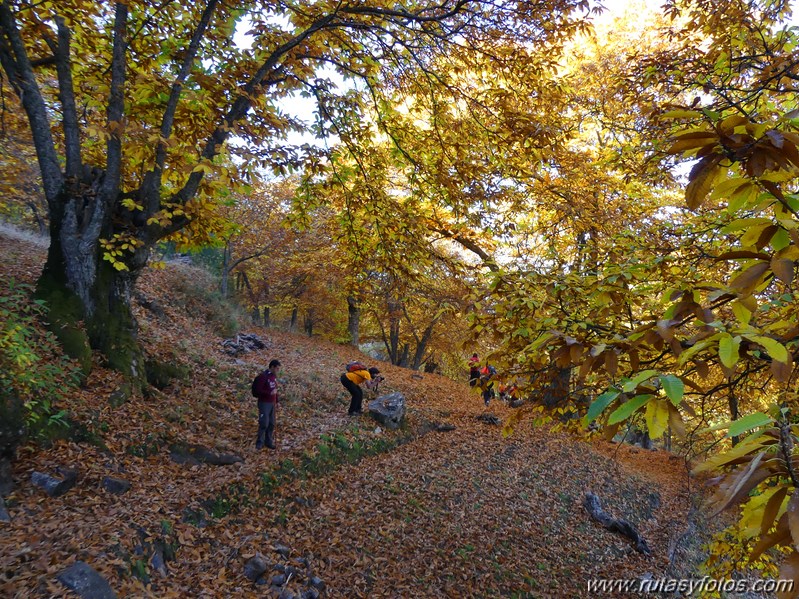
[
  {"x1": 252, "y1": 359, "x2": 281, "y2": 450},
  {"x1": 468, "y1": 353, "x2": 480, "y2": 387},
  {"x1": 341, "y1": 363, "x2": 381, "y2": 416},
  {"x1": 479, "y1": 364, "x2": 497, "y2": 406}
]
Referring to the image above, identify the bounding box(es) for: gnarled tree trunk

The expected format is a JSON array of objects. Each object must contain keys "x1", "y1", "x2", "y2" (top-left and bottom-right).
[{"x1": 36, "y1": 178, "x2": 147, "y2": 386}]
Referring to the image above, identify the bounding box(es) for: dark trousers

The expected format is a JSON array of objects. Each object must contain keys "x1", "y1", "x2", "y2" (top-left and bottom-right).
[
  {"x1": 341, "y1": 374, "x2": 363, "y2": 414},
  {"x1": 469, "y1": 368, "x2": 480, "y2": 387},
  {"x1": 256, "y1": 402, "x2": 276, "y2": 448}
]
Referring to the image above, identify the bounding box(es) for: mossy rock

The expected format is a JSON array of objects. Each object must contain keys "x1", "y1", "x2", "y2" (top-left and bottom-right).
[
  {"x1": 145, "y1": 359, "x2": 190, "y2": 390},
  {"x1": 109, "y1": 383, "x2": 132, "y2": 408}
]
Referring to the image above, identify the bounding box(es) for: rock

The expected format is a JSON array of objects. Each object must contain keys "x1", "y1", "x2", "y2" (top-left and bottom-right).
[
  {"x1": 509, "y1": 399, "x2": 525, "y2": 408},
  {"x1": 302, "y1": 589, "x2": 320, "y2": 599},
  {"x1": 145, "y1": 359, "x2": 189, "y2": 390},
  {"x1": 274, "y1": 543, "x2": 291, "y2": 558},
  {"x1": 410, "y1": 374, "x2": 423, "y2": 380},
  {"x1": 435, "y1": 424, "x2": 456, "y2": 432},
  {"x1": 31, "y1": 467, "x2": 78, "y2": 497},
  {"x1": 108, "y1": 384, "x2": 131, "y2": 408},
  {"x1": 56, "y1": 561, "x2": 117, "y2": 599},
  {"x1": 476, "y1": 413, "x2": 501, "y2": 426},
  {"x1": 150, "y1": 546, "x2": 168, "y2": 578},
  {"x1": 367, "y1": 392, "x2": 406, "y2": 430},
  {"x1": 0, "y1": 496, "x2": 10, "y2": 522},
  {"x1": 244, "y1": 555, "x2": 269, "y2": 582},
  {"x1": 221, "y1": 333, "x2": 268, "y2": 356},
  {"x1": 271, "y1": 573, "x2": 287, "y2": 586},
  {"x1": 169, "y1": 443, "x2": 243, "y2": 466},
  {"x1": 102, "y1": 476, "x2": 131, "y2": 495},
  {"x1": 309, "y1": 576, "x2": 325, "y2": 591},
  {"x1": 277, "y1": 590, "x2": 295, "y2": 599}
]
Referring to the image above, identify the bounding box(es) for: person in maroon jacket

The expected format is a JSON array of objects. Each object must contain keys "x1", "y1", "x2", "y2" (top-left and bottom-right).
[{"x1": 254, "y1": 359, "x2": 281, "y2": 450}]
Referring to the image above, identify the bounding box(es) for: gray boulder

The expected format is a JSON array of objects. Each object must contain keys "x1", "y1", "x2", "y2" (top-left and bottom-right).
[
  {"x1": 0, "y1": 496, "x2": 10, "y2": 522},
  {"x1": 244, "y1": 554, "x2": 269, "y2": 582},
  {"x1": 102, "y1": 476, "x2": 131, "y2": 495},
  {"x1": 31, "y1": 467, "x2": 78, "y2": 497},
  {"x1": 56, "y1": 561, "x2": 117, "y2": 599},
  {"x1": 169, "y1": 443, "x2": 243, "y2": 466},
  {"x1": 367, "y1": 392, "x2": 406, "y2": 430},
  {"x1": 476, "y1": 413, "x2": 501, "y2": 426}
]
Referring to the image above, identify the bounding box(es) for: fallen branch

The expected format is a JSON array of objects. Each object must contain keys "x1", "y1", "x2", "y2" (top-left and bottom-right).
[{"x1": 583, "y1": 492, "x2": 651, "y2": 555}]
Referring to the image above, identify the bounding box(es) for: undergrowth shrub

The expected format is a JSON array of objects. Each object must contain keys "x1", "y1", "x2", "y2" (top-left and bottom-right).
[
  {"x1": 0, "y1": 280, "x2": 80, "y2": 446},
  {"x1": 168, "y1": 264, "x2": 248, "y2": 337}
]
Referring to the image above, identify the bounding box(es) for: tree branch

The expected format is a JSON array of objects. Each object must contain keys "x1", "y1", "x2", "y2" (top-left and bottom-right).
[
  {"x1": 53, "y1": 16, "x2": 82, "y2": 179},
  {"x1": 0, "y1": 0, "x2": 63, "y2": 206},
  {"x1": 152, "y1": 0, "x2": 220, "y2": 181},
  {"x1": 101, "y1": 2, "x2": 128, "y2": 203}
]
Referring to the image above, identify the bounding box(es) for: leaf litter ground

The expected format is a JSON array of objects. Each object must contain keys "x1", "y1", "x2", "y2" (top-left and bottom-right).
[{"x1": 0, "y1": 230, "x2": 704, "y2": 598}]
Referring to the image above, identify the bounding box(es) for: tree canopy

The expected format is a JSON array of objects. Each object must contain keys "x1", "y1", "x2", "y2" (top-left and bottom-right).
[{"x1": 3, "y1": 0, "x2": 799, "y2": 584}]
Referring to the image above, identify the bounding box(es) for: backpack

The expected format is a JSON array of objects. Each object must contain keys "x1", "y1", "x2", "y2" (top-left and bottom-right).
[
  {"x1": 251, "y1": 371, "x2": 267, "y2": 397},
  {"x1": 346, "y1": 361, "x2": 367, "y2": 373}
]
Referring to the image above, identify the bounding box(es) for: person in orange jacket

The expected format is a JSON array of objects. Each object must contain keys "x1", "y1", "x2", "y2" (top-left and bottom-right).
[{"x1": 341, "y1": 366, "x2": 381, "y2": 416}]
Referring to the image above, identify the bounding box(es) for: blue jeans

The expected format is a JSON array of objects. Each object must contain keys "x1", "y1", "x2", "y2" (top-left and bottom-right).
[{"x1": 256, "y1": 402, "x2": 276, "y2": 448}]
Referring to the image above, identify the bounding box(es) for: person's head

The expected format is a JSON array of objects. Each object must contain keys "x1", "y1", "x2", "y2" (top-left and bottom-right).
[
  {"x1": 269, "y1": 359, "x2": 281, "y2": 372},
  {"x1": 368, "y1": 367, "x2": 380, "y2": 377},
  {"x1": 472, "y1": 353, "x2": 478, "y2": 358}
]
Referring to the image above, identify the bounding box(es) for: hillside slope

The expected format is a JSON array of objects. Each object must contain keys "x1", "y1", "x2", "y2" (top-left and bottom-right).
[{"x1": 0, "y1": 228, "x2": 700, "y2": 598}]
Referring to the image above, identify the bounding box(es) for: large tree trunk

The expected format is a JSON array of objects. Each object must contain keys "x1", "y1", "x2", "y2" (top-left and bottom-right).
[
  {"x1": 398, "y1": 344, "x2": 409, "y2": 368},
  {"x1": 386, "y1": 297, "x2": 402, "y2": 364},
  {"x1": 347, "y1": 295, "x2": 360, "y2": 347},
  {"x1": 35, "y1": 184, "x2": 146, "y2": 388},
  {"x1": 410, "y1": 318, "x2": 438, "y2": 371},
  {"x1": 304, "y1": 308, "x2": 314, "y2": 337}
]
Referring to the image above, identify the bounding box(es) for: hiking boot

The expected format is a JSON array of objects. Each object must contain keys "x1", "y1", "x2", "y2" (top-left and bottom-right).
[{"x1": 266, "y1": 443, "x2": 276, "y2": 449}]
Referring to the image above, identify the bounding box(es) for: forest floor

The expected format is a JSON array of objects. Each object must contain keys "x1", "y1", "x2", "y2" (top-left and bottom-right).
[{"x1": 0, "y1": 228, "x2": 716, "y2": 598}]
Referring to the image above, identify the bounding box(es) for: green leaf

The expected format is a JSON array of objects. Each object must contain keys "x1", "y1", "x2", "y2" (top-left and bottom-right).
[
  {"x1": 678, "y1": 337, "x2": 717, "y2": 366},
  {"x1": 732, "y1": 301, "x2": 752, "y2": 325},
  {"x1": 718, "y1": 333, "x2": 741, "y2": 369},
  {"x1": 659, "y1": 374, "x2": 684, "y2": 405},
  {"x1": 608, "y1": 394, "x2": 653, "y2": 425},
  {"x1": 584, "y1": 389, "x2": 621, "y2": 424},
  {"x1": 771, "y1": 227, "x2": 790, "y2": 251},
  {"x1": 727, "y1": 412, "x2": 774, "y2": 438},
  {"x1": 743, "y1": 334, "x2": 789, "y2": 364},
  {"x1": 621, "y1": 369, "x2": 659, "y2": 392}
]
